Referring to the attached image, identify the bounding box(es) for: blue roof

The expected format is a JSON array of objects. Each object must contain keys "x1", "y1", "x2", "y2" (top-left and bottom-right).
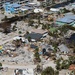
[
  {"x1": 24, "y1": 6, "x2": 33, "y2": 10},
  {"x1": 5, "y1": 3, "x2": 21, "y2": 8},
  {"x1": 39, "y1": 52, "x2": 43, "y2": 55},
  {"x1": 12, "y1": 3, "x2": 21, "y2": 8},
  {"x1": 4, "y1": 2, "x2": 10, "y2": 5},
  {"x1": 57, "y1": 17, "x2": 74, "y2": 23},
  {"x1": 66, "y1": 15, "x2": 75, "y2": 20},
  {"x1": 57, "y1": 15, "x2": 75, "y2": 23}
]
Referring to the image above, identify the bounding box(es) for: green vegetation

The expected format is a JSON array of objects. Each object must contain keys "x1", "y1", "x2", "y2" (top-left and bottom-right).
[
  {"x1": 0, "y1": 63, "x2": 2, "y2": 67},
  {"x1": 69, "y1": 56, "x2": 75, "y2": 65},
  {"x1": 72, "y1": 9, "x2": 75, "y2": 14},
  {"x1": 12, "y1": 25, "x2": 17, "y2": 31},
  {"x1": 56, "y1": 59, "x2": 61, "y2": 70},
  {"x1": 26, "y1": 31, "x2": 29, "y2": 34},
  {"x1": 41, "y1": 67, "x2": 54, "y2": 75},
  {"x1": 62, "y1": 8, "x2": 70, "y2": 13},
  {"x1": 36, "y1": 64, "x2": 43, "y2": 73},
  {"x1": 0, "y1": 63, "x2": 3, "y2": 70},
  {"x1": 42, "y1": 23, "x2": 50, "y2": 30},
  {"x1": 73, "y1": 47, "x2": 75, "y2": 53},
  {"x1": 34, "y1": 48, "x2": 41, "y2": 63},
  {"x1": 19, "y1": 31, "x2": 22, "y2": 34},
  {"x1": 41, "y1": 66, "x2": 59, "y2": 75},
  {"x1": 70, "y1": 70, "x2": 75, "y2": 75},
  {"x1": 58, "y1": 25, "x2": 69, "y2": 34},
  {"x1": 28, "y1": 19, "x2": 34, "y2": 26},
  {"x1": 2, "y1": 15, "x2": 18, "y2": 22},
  {"x1": 60, "y1": 25, "x2": 75, "y2": 31},
  {"x1": 49, "y1": 27, "x2": 57, "y2": 34},
  {"x1": 61, "y1": 60, "x2": 70, "y2": 69},
  {"x1": 56, "y1": 56, "x2": 75, "y2": 70},
  {"x1": 13, "y1": 39, "x2": 22, "y2": 48},
  {"x1": 35, "y1": 25, "x2": 38, "y2": 29},
  {"x1": 28, "y1": 36, "x2": 31, "y2": 42}
]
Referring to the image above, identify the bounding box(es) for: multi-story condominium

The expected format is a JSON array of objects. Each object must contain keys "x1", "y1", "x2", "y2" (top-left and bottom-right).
[
  {"x1": 3, "y1": 0, "x2": 40, "y2": 14},
  {"x1": 0, "y1": 0, "x2": 45, "y2": 9},
  {"x1": 0, "y1": 0, "x2": 57, "y2": 9},
  {"x1": 0, "y1": 0, "x2": 30, "y2": 9}
]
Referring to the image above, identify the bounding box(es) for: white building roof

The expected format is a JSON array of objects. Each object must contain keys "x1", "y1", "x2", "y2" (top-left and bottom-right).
[
  {"x1": 13, "y1": 36, "x2": 21, "y2": 40},
  {"x1": 28, "y1": 2, "x2": 36, "y2": 5},
  {"x1": 58, "y1": 44, "x2": 69, "y2": 53},
  {"x1": 34, "y1": 8, "x2": 43, "y2": 13},
  {"x1": 20, "y1": 8, "x2": 28, "y2": 11},
  {"x1": 23, "y1": 68, "x2": 34, "y2": 75},
  {"x1": 50, "y1": 8, "x2": 60, "y2": 12}
]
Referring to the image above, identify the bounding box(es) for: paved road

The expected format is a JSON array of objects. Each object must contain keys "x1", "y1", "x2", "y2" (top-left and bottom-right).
[
  {"x1": 2, "y1": 64, "x2": 36, "y2": 69},
  {"x1": 1, "y1": 60, "x2": 56, "y2": 69}
]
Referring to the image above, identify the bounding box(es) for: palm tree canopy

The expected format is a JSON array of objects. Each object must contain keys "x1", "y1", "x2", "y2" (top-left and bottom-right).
[{"x1": 41, "y1": 67, "x2": 54, "y2": 75}]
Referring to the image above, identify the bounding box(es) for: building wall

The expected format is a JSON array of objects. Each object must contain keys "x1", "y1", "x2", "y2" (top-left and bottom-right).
[
  {"x1": 56, "y1": 21, "x2": 75, "y2": 26},
  {"x1": 56, "y1": 21, "x2": 66, "y2": 26},
  {"x1": 3, "y1": 3, "x2": 20, "y2": 13},
  {"x1": 0, "y1": 0, "x2": 71, "y2": 9},
  {"x1": 0, "y1": 0, "x2": 30, "y2": 9},
  {"x1": 4, "y1": 4, "x2": 10, "y2": 13},
  {"x1": 70, "y1": 21, "x2": 75, "y2": 26}
]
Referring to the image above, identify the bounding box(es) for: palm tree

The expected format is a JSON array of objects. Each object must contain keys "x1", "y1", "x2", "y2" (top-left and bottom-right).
[
  {"x1": 0, "y1": 63, "x2": 3, "y2": 70},
  {"x1": 72, "y1": 9, "x2": 75, "y2": 14},
  {"x1": 4, "y1": 16, "x2": 8, "y2": 21},
  {"x1": 73, "y1": 47, "x2": 75, "y2": 53},
  {"x1": 19, "y1": 31, "x2": 22, "y2": 34},
  {"x1": 12, "y1": 25, "x2": 17, "y2": 31},
  {"x1": 37, "y1": 13, "x2": 41, "y2": 26},
  {"x1": 36, "y1": 64, "x2": 43, "y2": 73},
  {"x1": 28, "y1": 36, "x2": 31, "y2": 42},
  {"x1": 13, "y1": 39, "x2": 22, "y2": 48},
  {"x1": 56, "y1": 59, "x2": 61, "y2": 70},
  {"x1": 41, "y1": 67, "x2": 55, "y2": 75},
  {"x1": 69, "y1": 56, "x2": 75, "y2": 64},
  {"x1": 61, "y1": 60, "x2": 70, "y2": 69},
  {"x1": 55, "y1": 70, "x2": 59, "y2": 75},
  {"x1": 28, "y1": 19, "x2": 34, "y2": 26},
  {"x1": 34, "y1": 48, "x2": 41, "y2": 63}
]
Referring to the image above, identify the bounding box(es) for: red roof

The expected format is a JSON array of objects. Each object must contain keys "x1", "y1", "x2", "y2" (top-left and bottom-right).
[{"x1": 69, "y1": 64, "x2": 75, "y2": 70}]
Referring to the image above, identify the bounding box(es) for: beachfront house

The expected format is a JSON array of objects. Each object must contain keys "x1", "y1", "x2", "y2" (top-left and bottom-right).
[
  {"x1": 25, "y1": 29, "x2": 48, "y2": 42},
  {"x1": 3, "y1": 2, "x2": 21, "y2": 14},
  {"x1": 30, "y1": 29, "x2": 48, "y2": 38},
  {"x1": 56, "y1": 15, "x2": 75, "y2": 26},
  {"x1": 50, "y1": 8, "x2": 60, "y2": 13},
  {"x1": 42, "y1": 44, "x2": 54, "y2": 52},
  {"x1": 25, "y1": 33, "x2": 43, "y2": 42},
  {"x1": 40, "y1": 43, "x2": 54, "y2": 56},
  {"x1": 65, "y1": 3, "x2": 75, "y2": 11},
  {"x1": 58, "y1": 44, "x2": 70, "y2": 54},
  {"x1": 69, "y1": 64, "x2": 75, "y2": 70}
]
